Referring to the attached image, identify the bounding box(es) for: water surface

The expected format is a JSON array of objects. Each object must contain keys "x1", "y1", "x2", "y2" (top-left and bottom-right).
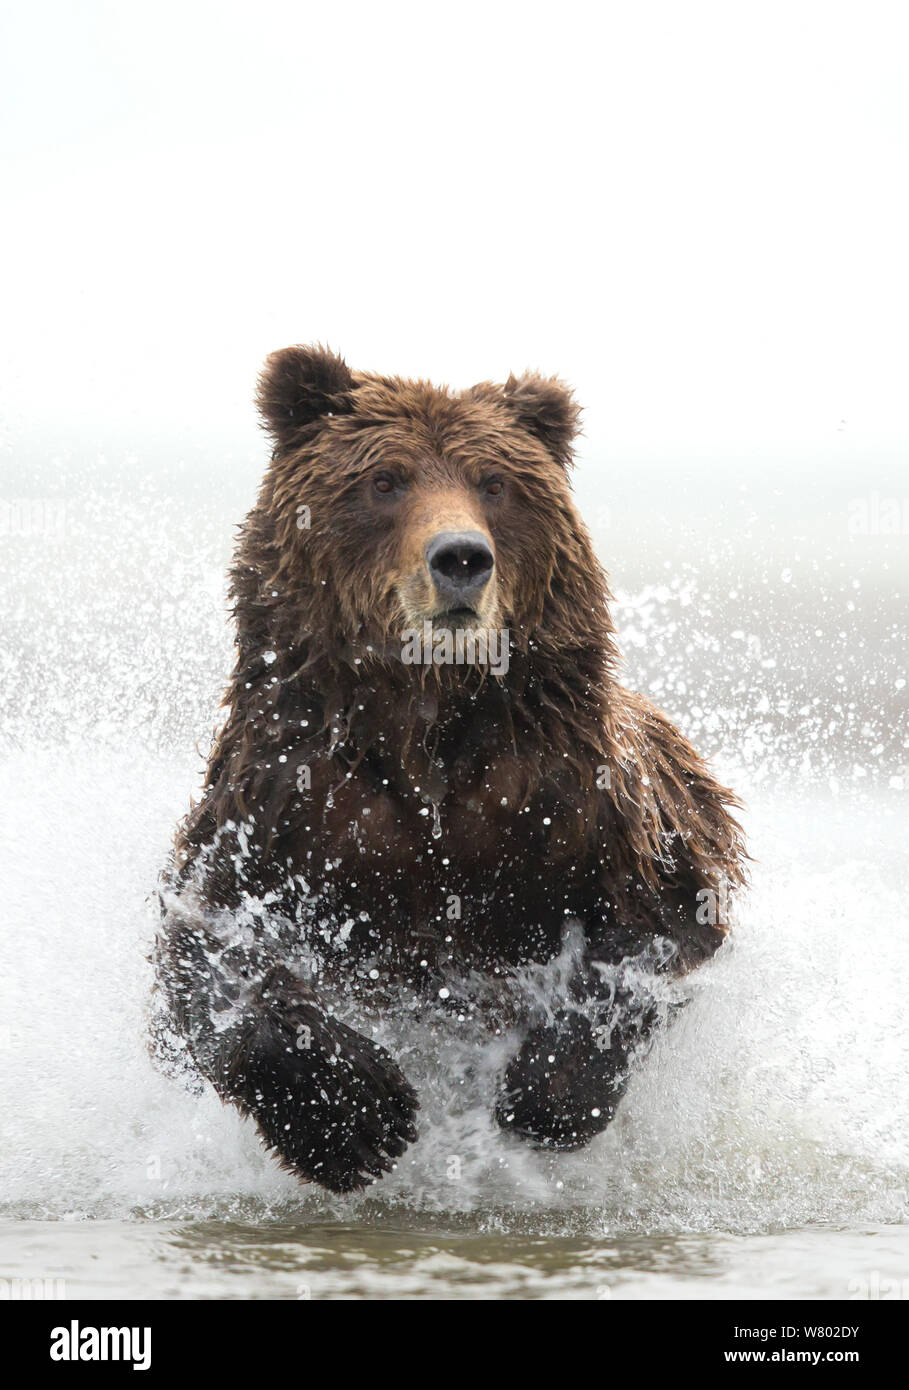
[{"x1": 1, "y1": 446, "x2": 906, "y2": 1299}]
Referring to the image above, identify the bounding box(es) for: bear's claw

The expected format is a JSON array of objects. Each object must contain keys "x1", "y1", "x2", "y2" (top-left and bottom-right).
[
  {"x1": 229, "y1": 998, "x2": 418, "y2": 1193},
  {"x1": 493, "y1": 1012, "x2": 627, "y2": 1152}
]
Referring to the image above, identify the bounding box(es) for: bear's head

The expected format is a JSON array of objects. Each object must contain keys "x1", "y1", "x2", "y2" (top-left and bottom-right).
[
  {"x1": 187, "y1": 347, "x2": 745, "y2": 919},
  {"x1": 242, "y1": 344, "x2": 614, "y2": 683}
]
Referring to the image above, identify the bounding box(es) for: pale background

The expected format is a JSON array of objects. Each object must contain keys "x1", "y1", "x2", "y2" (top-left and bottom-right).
[{"x1": 0, "y1": 0, "x2": 907, "y2": 1298}]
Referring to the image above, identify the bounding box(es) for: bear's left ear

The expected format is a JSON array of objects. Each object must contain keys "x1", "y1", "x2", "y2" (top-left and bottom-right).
[
  {"x1": 502, "y1": 372, "x2": 581, "y2": 468},
  {"x1": 256, "y1": 344, "x2": 355, "y2": 447}
]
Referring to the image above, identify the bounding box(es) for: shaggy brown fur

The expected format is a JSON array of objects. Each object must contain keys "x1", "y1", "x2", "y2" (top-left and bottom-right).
[{"x1": 154, "y1": 345, "x2": 746, "y2": 1192}]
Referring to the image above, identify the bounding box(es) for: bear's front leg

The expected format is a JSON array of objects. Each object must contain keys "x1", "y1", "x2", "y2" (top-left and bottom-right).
[
  {"x1": 155, "y1": 912, "x2": 418, "y2": 1192},
  {"x1": 227, "y1": 969, "x2": 419, "y2": 1192},
  {"x1": 493, "y1": 989, "x2": 659, "y2": 1152}
]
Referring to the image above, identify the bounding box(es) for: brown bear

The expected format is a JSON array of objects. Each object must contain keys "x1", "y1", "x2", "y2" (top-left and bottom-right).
[{"x1": 153, "y1": 345, "x2": 747, "y2": 1193}]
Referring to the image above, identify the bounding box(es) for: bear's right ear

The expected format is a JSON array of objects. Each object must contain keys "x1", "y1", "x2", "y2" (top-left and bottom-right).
[{"x1": 256, "y1": 344, "x2": 355, "y2": 445}]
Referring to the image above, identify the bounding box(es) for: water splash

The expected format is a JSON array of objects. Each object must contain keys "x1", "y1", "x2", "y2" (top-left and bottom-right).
[
  {"x1": 2, "y1": 736, "x2": 907, "y2": 1233},
  {"x1": 1, "y1": 469, "x2": 907, "y2": 1234}
]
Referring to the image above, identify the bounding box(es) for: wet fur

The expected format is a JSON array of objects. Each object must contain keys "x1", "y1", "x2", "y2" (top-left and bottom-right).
[{"x1": 154, "y1": 345, "x2": 747, "y2": 1191}]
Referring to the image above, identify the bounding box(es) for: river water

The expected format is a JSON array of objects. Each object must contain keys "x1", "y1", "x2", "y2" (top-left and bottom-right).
[{"x1": 1, "y1": 439, "x2": 906, "y2": 1298}]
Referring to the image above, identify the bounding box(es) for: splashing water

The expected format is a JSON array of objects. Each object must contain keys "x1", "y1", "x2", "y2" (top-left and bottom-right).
[
  {"x1": 2, "y1": 738, "x2": 906, "y2": 1235},
  {"x1": 1, "y1": 458, "x2": 907, "y2": 1294}
]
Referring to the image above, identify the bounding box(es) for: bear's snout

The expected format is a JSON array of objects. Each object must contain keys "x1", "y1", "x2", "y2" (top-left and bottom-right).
[{"x1": 425, "y1": 530, "x2": 495, "y2": 613}]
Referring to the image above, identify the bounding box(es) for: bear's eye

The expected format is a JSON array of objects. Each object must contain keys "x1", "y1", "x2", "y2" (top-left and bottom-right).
[
  {"x1": 484, "y1": 478, "x2": 504, "y2": 497},
  {"x1": 373, "y1": 473, "x2": 395, "y2": 494}
]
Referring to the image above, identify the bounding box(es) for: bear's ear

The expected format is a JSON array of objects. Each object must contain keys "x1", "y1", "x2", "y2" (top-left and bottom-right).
[
  {"x1": 502, "y1": 372, "x2": 581, "y2": 468},
  {"x1": 256, "y1": 344, "x2": 355, "y2": 445}
]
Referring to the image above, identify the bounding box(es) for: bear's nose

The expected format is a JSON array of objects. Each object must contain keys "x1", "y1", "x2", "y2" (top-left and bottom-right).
[{"x1": 426, "y1": 531, "x2": 495, "y2": 609}]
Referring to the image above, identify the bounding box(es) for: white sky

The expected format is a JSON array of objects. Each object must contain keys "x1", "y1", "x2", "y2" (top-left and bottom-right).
[{"x1": 2, "y1": 0, "x2": 908, "y2": 461}]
